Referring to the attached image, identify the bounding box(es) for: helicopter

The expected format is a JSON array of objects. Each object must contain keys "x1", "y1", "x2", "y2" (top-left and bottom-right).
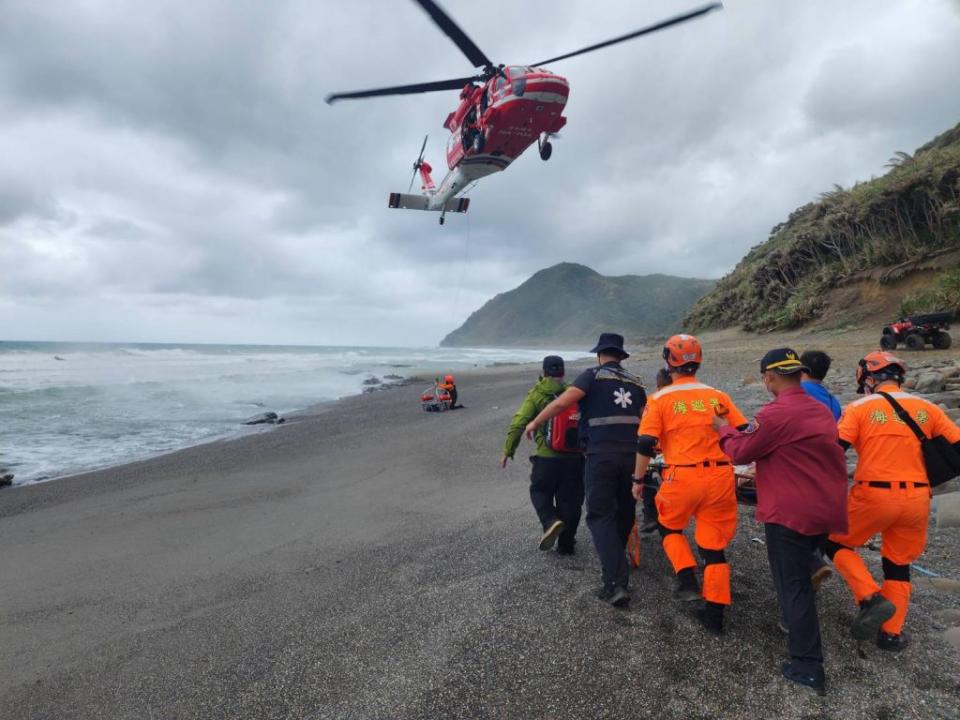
[{"x1": 327, "y1": 0, "x2": 722, "y2": 225}]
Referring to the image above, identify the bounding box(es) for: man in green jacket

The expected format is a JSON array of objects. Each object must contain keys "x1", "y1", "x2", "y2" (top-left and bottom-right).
[{"x1": 501, "y1": 355, "x2": 585, "y2": 554}]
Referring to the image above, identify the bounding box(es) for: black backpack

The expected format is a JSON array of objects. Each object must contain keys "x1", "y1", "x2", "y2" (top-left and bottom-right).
[{"x1": 878, "y1": 392, "x2": 960, "y2": 487}]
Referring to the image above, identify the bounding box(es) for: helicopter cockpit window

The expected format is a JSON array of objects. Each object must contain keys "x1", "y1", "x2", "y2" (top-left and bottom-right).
[
  {"x1": 495, "y1": 76, "x2": 507, "y2": 93},
  {"x1": 506, "y1": 66, "x2": 525, "y2": 78}
]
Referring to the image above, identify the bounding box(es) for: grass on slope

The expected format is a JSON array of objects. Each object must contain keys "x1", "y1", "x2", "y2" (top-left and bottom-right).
[{"x1": 685, "y1": 122, "x2": 960, "y2": 332}]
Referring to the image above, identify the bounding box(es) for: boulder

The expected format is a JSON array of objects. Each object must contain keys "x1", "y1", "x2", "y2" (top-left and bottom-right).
[
  {"x1": 934, "y1": 492, "x2": 960, "y2": 528},
  {"x1": 933, "y1": 478, "x2": 960, "y2": 496},
  {"x1": 943, "y1": 366, "x2": 960, "y2": 379},
  {"x1": 243, "y1": 411, "x2": 285, "y2": 425},
  {"x1": 914, "y1": 372, "x2": 946, "y2": 394},
  {"x1": 921, "y1": 391, "x2": 960, "y2": 408},
  {"x1": 946, "y1": 627, "x2": 960, "y2": 654},
  {"x1": 903, "y1": 378, "x2": 918, "y2": 389},
  {"x1": 0, "y1": 472, "x2": 13, "y2": 488}
]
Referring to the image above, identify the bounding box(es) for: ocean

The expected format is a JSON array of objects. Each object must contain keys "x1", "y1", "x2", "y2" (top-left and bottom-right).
[{"x1": 0, "y1": 341, "x2": 587, "y2": 485}]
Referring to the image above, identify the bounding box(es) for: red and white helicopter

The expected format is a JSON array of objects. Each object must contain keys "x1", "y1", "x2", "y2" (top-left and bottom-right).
[{"x1": 327, "y1": 0, "x2": 722, "y2": 224}]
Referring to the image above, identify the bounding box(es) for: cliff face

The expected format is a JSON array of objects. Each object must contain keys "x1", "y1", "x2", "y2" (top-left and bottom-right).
[
  {"x1": 685, "y1": 121, "x2": 960, "y2": 332},
  {"x1": 440, "y1": 262, "x2": 715, "y2": 347}
]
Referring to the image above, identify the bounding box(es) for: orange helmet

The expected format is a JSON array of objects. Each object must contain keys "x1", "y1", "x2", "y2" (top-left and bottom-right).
[
  {"x1": 444, "y1": 374, "x2": 455, "y2": 384},
  {"x1": 856, "y1": 351, "x2": 906, "y2": 393},
  {"x1": 663, "y1": 334, "x2": 703, "y2": 368}
]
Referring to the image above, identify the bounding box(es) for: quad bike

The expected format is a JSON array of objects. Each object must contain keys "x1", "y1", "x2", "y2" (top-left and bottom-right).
[{"x1": 880, "y1": 312, "x2": 953, "y2": 351}]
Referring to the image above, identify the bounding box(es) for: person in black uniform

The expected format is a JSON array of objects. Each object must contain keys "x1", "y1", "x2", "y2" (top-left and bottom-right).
[{"x1": 525, "y1": 333, "x2": 646, "y2": 607}]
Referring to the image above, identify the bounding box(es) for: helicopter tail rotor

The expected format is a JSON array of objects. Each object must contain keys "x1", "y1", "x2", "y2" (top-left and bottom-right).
[{"x1": 409, "y1": 135, "x2": 429, "y2": 192}]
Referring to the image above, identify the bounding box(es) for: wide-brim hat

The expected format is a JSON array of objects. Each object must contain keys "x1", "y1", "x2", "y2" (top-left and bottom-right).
[
  {"x1": 760, "y1": 347, "x2": 809, "y2": 375},
  {"x1": 590, "y1": 333, "x2": 629, "y2": 359}
]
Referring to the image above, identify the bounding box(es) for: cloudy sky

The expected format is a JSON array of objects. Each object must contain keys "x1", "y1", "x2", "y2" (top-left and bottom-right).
[{"x1": 1, "y1": 0, "x2": 959, "y2": 346}]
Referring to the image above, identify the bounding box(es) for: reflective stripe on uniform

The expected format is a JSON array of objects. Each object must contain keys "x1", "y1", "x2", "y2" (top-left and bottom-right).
[
  {"x1": 847, "y1": 391, "x2": 913, "y2": 409},
  {"x1": 588, "y1": 416, "x2": 641, "y2": 427},
  {"x1": 651, "y1": 382, "x2": 711, "y2": 400}
]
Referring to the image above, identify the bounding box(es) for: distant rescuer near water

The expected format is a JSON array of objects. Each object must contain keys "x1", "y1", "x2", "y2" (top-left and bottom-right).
[
  {"x1": 525, "y1": 333, "x2": 645, "y2": 608},
  {"x1": 500, "y1": 355, "x2": 585, "y2": 555}
]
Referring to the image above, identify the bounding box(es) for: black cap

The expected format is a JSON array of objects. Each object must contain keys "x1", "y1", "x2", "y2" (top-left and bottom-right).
[
  {"x1": 589, "y1": 332, "x2": 629, "y2": 359},
  {"x1": 542, "y1": 355, "x2": 565, "y2": 377},
  {"x1": 759, "y1": 348, "x2": 809, "y2": 375}
]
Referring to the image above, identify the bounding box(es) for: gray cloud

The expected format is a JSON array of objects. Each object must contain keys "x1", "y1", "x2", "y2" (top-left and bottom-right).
[{"x1": 1, "y1": 0, "x2": 959, "y2": 345}]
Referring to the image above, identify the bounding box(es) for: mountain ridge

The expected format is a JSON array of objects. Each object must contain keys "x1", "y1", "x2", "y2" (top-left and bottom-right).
[{"x1": 441, "y1": 262, "x2": 714, "y2": 347}]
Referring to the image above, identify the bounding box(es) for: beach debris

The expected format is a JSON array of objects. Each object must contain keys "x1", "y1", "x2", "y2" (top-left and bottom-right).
[
  {"x1": 910, "y1": 563, "x2": 939, "y2": 578},
  {"x1": 751, "y1": 537, "x2": 766, "y2": 545},
  {"x1": 0, "y1": 470, "x2": 13, "y2": 488},
  {"x1": 243, "y1": 411, "x2": 285, "y2": 425}
]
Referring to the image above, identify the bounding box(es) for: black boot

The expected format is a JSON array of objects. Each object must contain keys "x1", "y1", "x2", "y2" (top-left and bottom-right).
[
  {"x1": 696, "y1": 601, "x2": 724, "y2": 635},
  {"x1": 673, "y1": 567, "x2": 701, "y2": 602},
  {"x1": 781, "y1": 662, "x2": 825, "y2": 696},
  {"x1": 851, "y1": 594, "x2": 896, "y2": 640},
  {"x1": 876, "y1": 630, "x2": 909, "y2": 652}
]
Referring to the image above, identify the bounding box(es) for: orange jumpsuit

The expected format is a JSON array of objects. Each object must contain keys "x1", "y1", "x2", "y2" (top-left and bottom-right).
[
  {"x1": 826, "y1": 383, "x2": 960, "y2": 635},
  {"x1": 639, "y1": 376, "x2": 747, "y2": 605}
]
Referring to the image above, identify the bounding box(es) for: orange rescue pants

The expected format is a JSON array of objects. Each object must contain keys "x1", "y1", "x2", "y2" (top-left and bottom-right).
[
  {"x1": 826, "y1": 483, "x2": 929, "y2": 635},
  {"x1": 656, "y1": 465, "x2": 737, "y2": 605}
]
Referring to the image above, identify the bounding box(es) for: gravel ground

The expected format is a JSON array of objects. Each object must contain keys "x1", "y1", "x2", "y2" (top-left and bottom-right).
[{"x1": 2, "y1": 329, "x2": 959, "y2": 719}]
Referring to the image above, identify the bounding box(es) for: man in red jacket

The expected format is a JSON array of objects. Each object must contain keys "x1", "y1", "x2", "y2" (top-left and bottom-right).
[{"x1": 714, "y1": 348, "x2": 848, "y2": 696}]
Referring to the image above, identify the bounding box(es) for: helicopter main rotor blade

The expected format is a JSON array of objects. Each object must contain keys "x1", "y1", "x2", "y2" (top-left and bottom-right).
[
  {"x1": 528, "y1": 2, "x2": 722, "y2": 67},
  {"x1": 412, "y1": 0, "x2": 493, "y2": 69},
  {"x1": 326, "y1": 76, "x2": 478, "y2": 104}
]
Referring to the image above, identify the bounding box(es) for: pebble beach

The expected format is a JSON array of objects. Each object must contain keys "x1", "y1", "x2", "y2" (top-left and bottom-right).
[{"x1": 2, "y1": 328, "x2": 960, "y2": 719}]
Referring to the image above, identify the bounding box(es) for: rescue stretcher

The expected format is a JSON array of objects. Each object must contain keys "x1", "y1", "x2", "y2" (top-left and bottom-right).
[
  {"x1": 420, "y1": 384, "x2": 452, "y2": 412},
  {"x1": 626, "y1": 460, "x2": 756, "y2": 569},
  {"x1": 734, "y1": 464, "x2": 757, "y2": 505}
]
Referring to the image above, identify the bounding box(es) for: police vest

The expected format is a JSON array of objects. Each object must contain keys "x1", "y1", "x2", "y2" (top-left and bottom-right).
[{"x1": 580, "y1": 365, "x2": 646, "y2": 453}]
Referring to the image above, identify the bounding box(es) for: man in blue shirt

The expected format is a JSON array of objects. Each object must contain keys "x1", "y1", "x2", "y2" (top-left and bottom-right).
[
  {"x1": 793, "y1": 350, "x2": 842, "y2": 607},
  {"x1": 800, "y1": 350, "x2": 842, "y2": 420}
]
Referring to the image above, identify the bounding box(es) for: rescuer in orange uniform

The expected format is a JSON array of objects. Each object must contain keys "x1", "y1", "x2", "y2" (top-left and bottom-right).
[
  {"x1": 437, "y1": 374, "x2": 462, "y2": 409},
  {"x1": 634, "y1": 334, "x2": 748, "y2": 634},
  {"x1": 822, "y1": 351, "x2": 960, "y2": 651}
]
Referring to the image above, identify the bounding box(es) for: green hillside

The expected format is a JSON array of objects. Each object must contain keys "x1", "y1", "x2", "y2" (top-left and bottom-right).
[
  {"x1": 441, "y1": 263, "x2": 715, "y2": 347},
  {"x1": 685, "y1": 121, "x2": 960, "y2": 332}
]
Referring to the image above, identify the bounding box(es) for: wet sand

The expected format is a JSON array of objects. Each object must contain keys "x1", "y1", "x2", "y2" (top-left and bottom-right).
[{"x1": 2, "y1": 331, "x2": 959, "y2": 719}]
